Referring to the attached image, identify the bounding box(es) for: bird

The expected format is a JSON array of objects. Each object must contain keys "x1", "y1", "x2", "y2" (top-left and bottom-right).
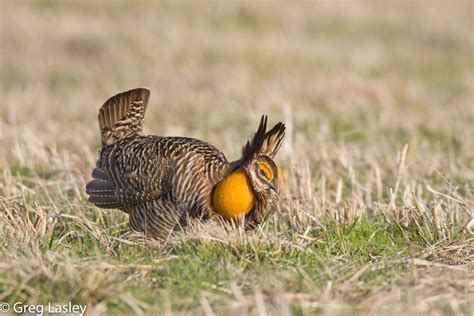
[{"x1": 85, "y1": 88, "x2": 285, "y2": 239}]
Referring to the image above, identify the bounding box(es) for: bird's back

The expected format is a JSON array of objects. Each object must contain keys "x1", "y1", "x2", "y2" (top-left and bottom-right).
[{"x1": 101, "y1": 135, "x2": 227, "y2": 203}]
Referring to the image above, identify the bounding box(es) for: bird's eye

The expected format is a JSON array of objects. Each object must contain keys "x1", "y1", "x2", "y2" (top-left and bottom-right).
[{"x1": 257, "y1": 162, "x2": 273, "y2": 180}]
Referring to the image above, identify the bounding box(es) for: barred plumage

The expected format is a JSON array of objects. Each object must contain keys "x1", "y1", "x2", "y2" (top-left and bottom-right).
[{"x1": 86, "y1": 88, "x2": 285, "y2": 239}]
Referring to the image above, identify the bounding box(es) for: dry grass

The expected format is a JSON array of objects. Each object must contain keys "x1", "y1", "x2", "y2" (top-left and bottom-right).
[{"x1": 0, "y1": 1, "x2": 473, "y2": 315}]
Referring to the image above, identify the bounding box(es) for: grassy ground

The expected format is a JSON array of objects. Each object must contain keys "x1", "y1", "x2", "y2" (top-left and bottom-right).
[{"x1": 1, "y1": 1, "x2": 473, "y2": 315}]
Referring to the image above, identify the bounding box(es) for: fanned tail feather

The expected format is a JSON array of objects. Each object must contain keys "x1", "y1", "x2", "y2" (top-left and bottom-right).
[{"x1": 98, "y1": 88, "x2": 151, "y2": 146}]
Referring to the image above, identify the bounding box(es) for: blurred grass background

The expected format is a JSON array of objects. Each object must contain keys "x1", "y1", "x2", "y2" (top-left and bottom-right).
[{"x1": 0, "y1": 1, "x2": 473, "y2": 315}]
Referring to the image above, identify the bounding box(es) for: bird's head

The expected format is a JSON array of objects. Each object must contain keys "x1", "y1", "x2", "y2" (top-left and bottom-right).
[{"x1": 212, "y1": 116, "x2": 285, "y2": 224}]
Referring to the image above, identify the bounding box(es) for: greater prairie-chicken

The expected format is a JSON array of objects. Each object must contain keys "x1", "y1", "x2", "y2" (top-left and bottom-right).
[{"x1": 86, "y1": 88, "x2": 285, "y2": 239}]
